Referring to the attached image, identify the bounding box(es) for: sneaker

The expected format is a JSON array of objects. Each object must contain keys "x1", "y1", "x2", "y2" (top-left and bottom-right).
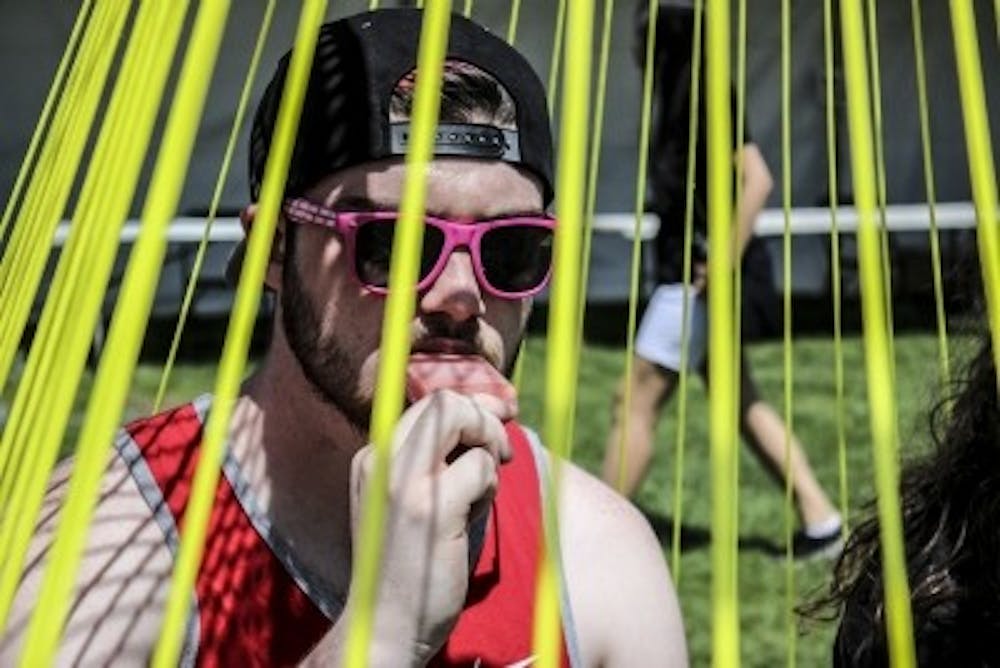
[{"x1": 791, "y1": 525, "x2": 844, "y2": 561}]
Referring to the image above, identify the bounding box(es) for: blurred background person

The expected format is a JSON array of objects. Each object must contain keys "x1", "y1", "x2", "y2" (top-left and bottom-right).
[{"x1": 601, "y1": 0, "x2": 843, "y2": 559}]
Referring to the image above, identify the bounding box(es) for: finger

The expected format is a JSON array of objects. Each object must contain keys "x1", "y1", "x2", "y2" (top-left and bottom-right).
[
  {"x1": 467, "y1": 391, "x2": 518, "y2": 424},
  {"x1": 437, "y1": 446, "x2": 500, "y2": 532},
  {"x1": 382, "y1": 388, "x2": 473, "y2": 473},
  {"x1": 391, "y1": 390, "x2": 509, "y2": 481},
  {"x1": 349, "y1": 445, "x2": 376, "y2": 534}
]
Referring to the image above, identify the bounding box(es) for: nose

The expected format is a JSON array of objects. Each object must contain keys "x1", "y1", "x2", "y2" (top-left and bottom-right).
[{"x1": 418, "y1": 250, "x2": 485, "y2": 323}]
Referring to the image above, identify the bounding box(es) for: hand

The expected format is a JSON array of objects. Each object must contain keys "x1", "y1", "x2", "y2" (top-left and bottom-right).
[
  {"x1": 346, "y1": 391, "x2": 514, "y2": 664},
  {"x1": 692, "y1": 261, "x2": 708, "y2": 293}
]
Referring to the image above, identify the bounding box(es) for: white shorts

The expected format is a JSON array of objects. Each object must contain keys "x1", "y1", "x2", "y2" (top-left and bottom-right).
[{"x1": 634, "y1": 284, "x2": 708, "y2": 373}]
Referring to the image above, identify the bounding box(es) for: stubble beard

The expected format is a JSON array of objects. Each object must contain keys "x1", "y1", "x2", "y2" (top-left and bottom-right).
[
  {"x1": 281, "y1": 256, "x2": 373, "y2": 434},
  {"x1": 280, "y1": 230, "x2": 530, "y2": 432}
]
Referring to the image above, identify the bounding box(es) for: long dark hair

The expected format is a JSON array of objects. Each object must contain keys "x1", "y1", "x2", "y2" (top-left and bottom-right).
[{"x1": 817, "y1": 327, "x2": 1000, "y2": 666}]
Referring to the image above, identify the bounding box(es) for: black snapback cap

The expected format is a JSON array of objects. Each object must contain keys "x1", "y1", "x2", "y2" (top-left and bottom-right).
[{"x1": 248, "y1": 8, "x2": 554, "y2": 205}]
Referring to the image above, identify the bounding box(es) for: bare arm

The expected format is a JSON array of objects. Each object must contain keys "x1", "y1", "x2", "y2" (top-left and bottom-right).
[
  {"x1": 734, "y1": 142, "x2": 773, "y2": 259},
  {"x1": 693, "y1": 142, "x2": 772, "y2": 291},
  {"x1": 0, "y1": 454, "x2": 174, "y2": 667},
  {"x1": 559, "y1": 462, "x2": 688, "y2": 667}
]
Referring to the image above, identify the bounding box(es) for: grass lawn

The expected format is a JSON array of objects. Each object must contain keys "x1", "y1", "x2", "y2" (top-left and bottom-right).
[
  {"x1": 2, "y1": 331, "x2": 964, "y2": 665},
  {"x1": 518, "y1": 332, "x2": 962, "y2": 667}
]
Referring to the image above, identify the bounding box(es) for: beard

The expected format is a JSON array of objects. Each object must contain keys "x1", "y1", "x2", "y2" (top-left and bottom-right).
[{"x1": 281, "y1": 252, "x2": 373, "y2": 433}]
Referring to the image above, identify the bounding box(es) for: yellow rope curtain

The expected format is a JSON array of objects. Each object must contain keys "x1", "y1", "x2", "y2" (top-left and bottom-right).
[
  {"x1": 1, "y1": 0, "x2": 190, "y2": 636},
  {"x1": 0, "y1": 0, "x2": 996, "y2": 665}
]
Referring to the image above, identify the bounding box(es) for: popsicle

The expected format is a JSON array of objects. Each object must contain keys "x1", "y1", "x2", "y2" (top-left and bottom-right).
[{"x1": 405, "y1": 353, "x2": 518, "y2": 419}]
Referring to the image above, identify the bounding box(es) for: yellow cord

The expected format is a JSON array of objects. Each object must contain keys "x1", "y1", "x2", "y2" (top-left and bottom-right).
[
  {"x1": 949, "y1": 1, "x2": 1000, "y2": 393},
  {"x1": 0, "y1": 0, "x2": 124, "y2": 502},
  {"x1": 512, "y1": 338, "x2": 527, "y2": 392},
  {"x1": 0, "y1": 0, "x2": 156, "y2": 547},
  {"x1": 507, "y1": 0, "x2": 523, "y2": 43},
  {"x1": 534, "y1": 1, "x2": 594, "y2": 665},
  {"x1": 909, "y1": 0, "x2": 950, "y2": 388},
  {"x1": 841, "y1": 0, "x2": 917, "y2": 664},
  {"x1": 151, "y1": 1, "x2": 327, "y2": 665},
  {"x1": 0, "y1": 0, "x2": 187, "y2": 635},
  {"x1": 546, "y1": 0, "x2": 567, "y2": 117},
  {"x1": 995, "y1": 0, "x2": 1000, "y2": 43},
  {"x1": 733, "y1": 0, "x2": 747, "y2": 622},
  {"x1": 779, "y1": 0, "x2": 797, "y2": 664},
  {"x1": 0, "y1": 0, "x2": 93, "y2": 246},
  {"x1": 865, "y1": 0, "x2": 899, "y2": 390},
  {"x1": 0, "y1": 1, "x2": 129, "y2": 523},
  {"x1": 568, "y1": 0, "x2": 615, "y2": 463},
  {"x1": 615, "y1": 0, "x2": 659, "y2": 494},
  {"x1": 152, "y1": 2, "x2": 328, "y2": 663},
  {"x1": 343, "y1": 3, "x2": 452, "y2": 666},
  {"x1": 671, "y1": 0, "x2": 706, "y2": 580},
  {"x1": 154, "y1": 0, "x2": 277, "y2": 413},
  {"x1": 0, "y1": 0, "x2": 127, "y2": 395},
  {"x1": 705, "y1": 0, "x2": 740, "y2": 663},
  {"x1": 824, "y1": 0, "x2": 851, "y2": 540},
  {"x1": 21, "y1": 1, "x2": 233, "y2": 659}
]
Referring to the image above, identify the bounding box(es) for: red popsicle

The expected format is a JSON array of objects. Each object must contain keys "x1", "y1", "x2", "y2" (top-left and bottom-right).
[{"x1": 406, "y1": 353, "x2": 518, "y2": 419}]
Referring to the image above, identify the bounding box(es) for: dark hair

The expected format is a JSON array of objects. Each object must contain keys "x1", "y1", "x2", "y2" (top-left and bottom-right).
[
  {"x1": 634, "y1": 1, "x2": 696, "y2": 72},
  {"x1": 814, "y1": 328, "x2": 1000, "y2": 666},
  {"x1": 389, "y1": 59, "x2": 516, "y2": 129}
]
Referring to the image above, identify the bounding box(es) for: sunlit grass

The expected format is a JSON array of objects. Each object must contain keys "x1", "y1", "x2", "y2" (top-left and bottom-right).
[{"x1": 518, "y1": 332, "x2": 957, "y2": 666}]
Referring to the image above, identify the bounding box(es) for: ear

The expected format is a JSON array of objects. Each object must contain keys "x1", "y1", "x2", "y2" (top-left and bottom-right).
[{"x1": 240, "y1": 204, "x2": 288, "y2": 292}]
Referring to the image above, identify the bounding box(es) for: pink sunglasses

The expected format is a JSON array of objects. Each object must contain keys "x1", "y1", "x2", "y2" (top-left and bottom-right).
[{"x1": 283, "y1": 198, "x2": 555, "y2": 299}]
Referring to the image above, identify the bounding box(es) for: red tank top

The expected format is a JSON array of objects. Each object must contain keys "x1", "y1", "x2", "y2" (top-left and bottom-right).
[{"x1": 119, "y1": 398, "x2": 574, "y2": 667}]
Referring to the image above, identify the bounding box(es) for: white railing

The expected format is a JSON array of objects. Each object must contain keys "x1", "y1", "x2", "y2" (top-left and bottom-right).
[
  {"x1": 591, "y1": 201, "x2": 982, "y2": 240},
  {"x1": 49, "y1": 201, "x2": 983, "y2": 246}
]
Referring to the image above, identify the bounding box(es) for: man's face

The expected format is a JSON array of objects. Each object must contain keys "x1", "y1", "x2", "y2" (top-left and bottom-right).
[{"x1": 277, "y1": 157, "x2": 545, "y2": 431}]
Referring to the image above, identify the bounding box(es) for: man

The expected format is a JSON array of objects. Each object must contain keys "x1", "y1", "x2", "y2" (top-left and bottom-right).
[
  {"x1": 601, "y1": 0, "x2": 843, "y2": 558},
  {"x1": 1, "y1": 9, "x2": 687, "y2": 667}
]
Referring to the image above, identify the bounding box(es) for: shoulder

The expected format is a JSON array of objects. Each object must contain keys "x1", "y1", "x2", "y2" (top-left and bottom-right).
[
  {"x1": 544, "y1": 453, "x2": 689, "y2": 667},
  {"x1": 0, "y1": 433, "x2": 176, "y2": 666}
]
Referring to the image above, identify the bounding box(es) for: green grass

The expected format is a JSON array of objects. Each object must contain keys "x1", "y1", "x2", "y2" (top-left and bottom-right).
[
  {"x1": 1, "y1": 332, "x2": 964, "y2": 665},
  {"x1": 517, "y1": 332, "x2": 960, "y2": 667}
]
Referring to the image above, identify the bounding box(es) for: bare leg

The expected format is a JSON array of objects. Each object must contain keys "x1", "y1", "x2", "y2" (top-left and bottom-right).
[
  {"x1": 601, "y1": 357, "x2": 678, "y2": 497},
  {"x1": 741, "y1": 400, "x2": 839, "y2": 528}
]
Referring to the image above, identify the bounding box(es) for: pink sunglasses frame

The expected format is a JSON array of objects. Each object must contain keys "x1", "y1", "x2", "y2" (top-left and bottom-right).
[{"x1": 282, "y1": 198, "x2": 556, "y2": 299}]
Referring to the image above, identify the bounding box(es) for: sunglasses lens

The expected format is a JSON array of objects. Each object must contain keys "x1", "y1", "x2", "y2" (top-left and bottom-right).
[
  {"x1": 480, "y1": 224, "x2": 553, "y2": 294},
  {"x1": 354, "y1": 218, "x2": 444, "y2": 288},
  {"x1": 422, "y1": 226, "x2": 445, "y2": 281}
]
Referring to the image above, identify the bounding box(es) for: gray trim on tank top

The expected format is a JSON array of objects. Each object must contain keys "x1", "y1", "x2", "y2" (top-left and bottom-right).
[
  {"x1": 190, "y1": 394, "x2": 346, "y2": 621},
  {"x1": 114, "y1": 427, "x2": 199, "y2": 668},
  {"x1": 522, "y1": 426, "x2": 583, "y2": 668}
]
